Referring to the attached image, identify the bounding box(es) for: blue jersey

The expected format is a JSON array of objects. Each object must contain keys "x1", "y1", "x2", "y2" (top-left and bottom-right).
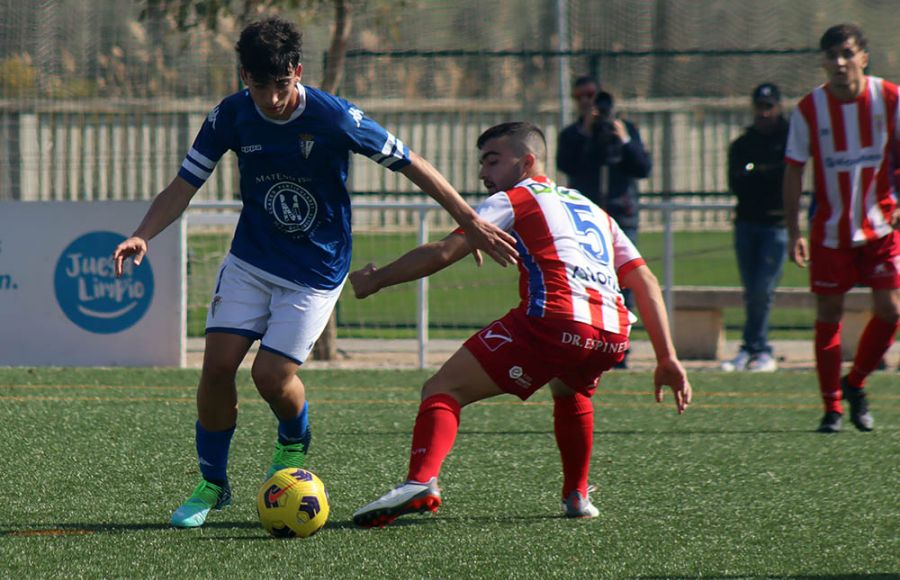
[{"x1": 178, "y1": 84, "x2": 411, "y2": 289}]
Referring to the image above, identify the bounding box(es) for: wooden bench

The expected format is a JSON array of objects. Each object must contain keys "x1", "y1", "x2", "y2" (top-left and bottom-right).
[{"x1": 670, "y1": 286, "x2": 872, "y2": 360}]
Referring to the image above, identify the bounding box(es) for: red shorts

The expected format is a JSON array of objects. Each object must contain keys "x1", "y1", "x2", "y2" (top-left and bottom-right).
[
  {"x1": 809, "y1": 230, "x2": 900, "y2": 294},
  {"x1": 463, "y1": 308, "x2": 629, "y2": 401}
]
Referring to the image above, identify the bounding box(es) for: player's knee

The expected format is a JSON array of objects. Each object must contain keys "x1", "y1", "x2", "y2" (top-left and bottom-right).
[
  {"x1": 421, "y1": 372, "x2": 462, "y2": 403},
  {"x1": 872, "y1": 305, "x2": 900, "y2": 324},
  {"x1": 869, "y1": 289, "x2": 900, "y2": 322},
  {"x1": 548, "y1": 379, "x2": 576, "y2": 398},
  {"x1": 251, "y1": 363, "x2": 291, "y2": 401},
  {"x1": 201, "y1": 356, "x2": 241, "y2": 385},
  {"x1": 816, "y1": 300, "x2": 843, "y2": 323}
]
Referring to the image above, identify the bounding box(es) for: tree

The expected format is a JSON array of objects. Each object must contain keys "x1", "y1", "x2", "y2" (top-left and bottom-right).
[{"x1": 140, "y1": 0, "x2": 352, "y2": 92}]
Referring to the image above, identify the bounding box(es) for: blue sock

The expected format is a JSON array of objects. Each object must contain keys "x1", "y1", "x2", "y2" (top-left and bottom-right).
[
  {"x1": 277, "y1": 401, "x2": 310, "y2": 446},
  {"x1": 195, "y1": 421, "x2": 235, "y2": 485}
]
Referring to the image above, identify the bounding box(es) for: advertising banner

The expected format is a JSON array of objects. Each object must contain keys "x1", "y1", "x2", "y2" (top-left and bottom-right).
[{"x1": 0, "y1": 202, "x2": 185, "y2": 366}]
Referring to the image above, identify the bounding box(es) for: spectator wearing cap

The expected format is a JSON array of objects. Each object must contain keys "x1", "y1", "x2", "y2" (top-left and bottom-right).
[{"x1": 721, "y1": 83, "x2": 790, "y2": 372}]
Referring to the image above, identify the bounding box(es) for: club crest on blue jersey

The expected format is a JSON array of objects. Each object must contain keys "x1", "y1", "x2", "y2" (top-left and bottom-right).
[
  {"x1": 298, "y1": 134, "x2": 315, "y2": 159},
  {"x1": 264, "y1": 181, "x2": 319, "y2": 237}
]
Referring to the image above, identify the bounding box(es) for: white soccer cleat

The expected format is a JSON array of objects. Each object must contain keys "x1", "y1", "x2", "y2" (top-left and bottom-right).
[
  {"x1": 562, "y1": 487, "x2": 600, "y2": 518},
  {"x1": 353, "y1": 478, "x2": 441, "y2": 528}
]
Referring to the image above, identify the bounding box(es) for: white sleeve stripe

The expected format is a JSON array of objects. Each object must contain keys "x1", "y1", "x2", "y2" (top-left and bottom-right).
[
  {"x1": 181, "y1": 159, "x2": 212, "y2": 181},
  {"x1": 388, "y1": 137, "x2": 399, "y2": 158},
  {"x1": 383, "y1": 135, "x2": 407, "y2": 159},
  {"x1": 188, "y1": 147, "x2": 216, "y2": 170},
  {"x1": 378, "y1": 157, "x2": 399, "y2": 169},
  {"x1": 367, "y1": 133, "x2": 407, "y2": 168},
  {"x1": 393, "y1": 139, "x2": 407, "y2": 158},
  {"x1": 380, "y1": 133, "x2": 397, "y2": 156},
  {"x1": 369, "y1": 147, "x2": 407, "y2": 166}
]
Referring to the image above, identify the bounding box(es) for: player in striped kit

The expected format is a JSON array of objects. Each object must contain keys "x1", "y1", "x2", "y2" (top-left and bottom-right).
[
  {"x1": 349, "y1": 122, "x2": 691, "y2": 527},
  {"x1": 784, "y1": 24, "x2": 900, "y2": 433},
  {"x1": 112, "y1": 17, "x2": 518, "y2": 528}
]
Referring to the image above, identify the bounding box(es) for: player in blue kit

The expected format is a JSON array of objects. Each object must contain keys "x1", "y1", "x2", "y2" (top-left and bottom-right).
[{"x1": 112, "y1": 17, "x2": 517, "y2": 529}]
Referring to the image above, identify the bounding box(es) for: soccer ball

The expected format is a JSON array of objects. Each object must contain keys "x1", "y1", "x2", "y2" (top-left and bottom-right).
[{"x1": 257, "y1": 468, "x2": 330, "y2": 538}]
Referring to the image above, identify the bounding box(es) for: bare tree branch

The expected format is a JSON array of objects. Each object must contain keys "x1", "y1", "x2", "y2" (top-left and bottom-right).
[{"x1": 320, "y1": 0, "x2": 351, "y2": 93}]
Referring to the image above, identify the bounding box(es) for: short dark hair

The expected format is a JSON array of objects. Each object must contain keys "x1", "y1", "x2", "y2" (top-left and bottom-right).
[
  {"x1": 820, "y1": 23, "x2": 867, "y2": 52},
  {"x1": 573, "y1": 75, "x2": 598, "y2": 89},
  {"x1": 236, "y1": 17, "x2": 303, "y2": 83},
  {"x1": 477, "y1": 122, "x2": 547, "y2": 163}
]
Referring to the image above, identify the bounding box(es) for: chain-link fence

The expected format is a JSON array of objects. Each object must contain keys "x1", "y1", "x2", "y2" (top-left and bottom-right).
[
  {"x1": 5, "y1": 0, "x2": 899, "y2": 100},
  {"x1": 3, "y1": 1, "x2": 899, "y2": 202}
]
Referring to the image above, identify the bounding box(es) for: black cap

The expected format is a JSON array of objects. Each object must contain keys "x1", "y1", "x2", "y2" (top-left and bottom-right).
[{"x1": 752, "y1": 83, "x2": 781, "y2": 105}]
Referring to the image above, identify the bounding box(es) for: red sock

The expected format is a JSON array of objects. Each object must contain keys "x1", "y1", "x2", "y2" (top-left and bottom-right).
[
  {"x1": 815, "y1": 321, "x2": 843, "y2": 413},
  {"x1": 406, "y1": 393, "x2": 461, "y2": 483},
  {"x1": 553, "y1": 392, "x2": 594, "y2": 499},
  {"x1": 848, "y1": 316, "x2": 899, "y2": 388}
]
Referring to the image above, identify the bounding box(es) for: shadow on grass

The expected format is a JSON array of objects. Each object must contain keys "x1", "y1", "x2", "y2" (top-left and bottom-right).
[
  {"x1": 597, "y1": 429, "x2": 844, "y2": 435},
  {"x1": 334, "y1": 428, "x2": 898, "y2": 437},
  {"x1": 339, "y1": 512, "x2": 566, "y2": 527},
  {"x1": 200, "y1": 512, "x2": 570, "y2": 538},
  {"x1": 1, "y1": 517, "x2": 468, "y2": 538},
  {"x1": 0, "y1": 521, "x2": 261, "y2": 536}
]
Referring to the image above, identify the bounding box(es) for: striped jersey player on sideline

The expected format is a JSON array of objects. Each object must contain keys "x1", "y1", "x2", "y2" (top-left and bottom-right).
[
  {"x1": 349, "y1": 121, "x2": 691, "y2": 528},
  {"x1": 112, "y1": 16, "x2": 517, "y2": 530},
  {"x1": 783, "y1": 23, "x2": 900, "y2": 435}
]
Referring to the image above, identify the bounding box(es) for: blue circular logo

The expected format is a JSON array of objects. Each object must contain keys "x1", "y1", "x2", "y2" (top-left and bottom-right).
[
  {"x1": 264, "y1": 181, "x2": 318, "y2": 237},
  {"x1": 54, "y1": 231, "x2": 154, "y2": 334}
]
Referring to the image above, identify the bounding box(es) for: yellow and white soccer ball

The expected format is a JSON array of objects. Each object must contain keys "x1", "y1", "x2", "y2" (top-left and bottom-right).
[{"x1": 257, "y1": 468, "x2": 330, "y2": 538}]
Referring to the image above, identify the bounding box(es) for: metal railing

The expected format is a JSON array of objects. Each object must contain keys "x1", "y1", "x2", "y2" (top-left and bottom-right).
[{"x1": 187, "y1": 198, "x2": 748, "y2": 368}]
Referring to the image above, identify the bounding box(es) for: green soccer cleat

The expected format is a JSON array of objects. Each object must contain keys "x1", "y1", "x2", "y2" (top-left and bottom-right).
[
  {"x1": 266, "y1": 438, "x2": 309, "y2": 479},
  {"x1": 170, "y1": 479, "x2": 231, "y2": 528}
]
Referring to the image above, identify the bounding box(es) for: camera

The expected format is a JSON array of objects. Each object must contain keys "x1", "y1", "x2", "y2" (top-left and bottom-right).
[{"x1": 592, "y1": 91, "x2": 623, "y2": 165}]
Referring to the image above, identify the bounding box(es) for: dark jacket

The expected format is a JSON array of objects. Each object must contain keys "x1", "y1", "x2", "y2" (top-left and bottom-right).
[
  {"x1": 556, "y1": 119, "x2": 652, "y2": 229},
  {"x1": 727, "y1": 117, "x2": 789, "y2": 226}
]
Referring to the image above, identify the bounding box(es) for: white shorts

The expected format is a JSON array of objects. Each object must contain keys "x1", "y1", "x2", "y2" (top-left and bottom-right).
[{"x1": 205, "y1": 254, "x2": 344, "y2": 364}]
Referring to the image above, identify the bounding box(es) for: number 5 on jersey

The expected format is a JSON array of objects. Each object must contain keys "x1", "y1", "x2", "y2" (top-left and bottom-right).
[{"x1": 563, "y1": 202, "x2": 610, "y2": 266}]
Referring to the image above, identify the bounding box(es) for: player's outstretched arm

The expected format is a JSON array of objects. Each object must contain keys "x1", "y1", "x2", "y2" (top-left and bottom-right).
[
  {"x1": 621, "y1": 264, "x2": 692, "y2": 414},
  {"x1": 113, "y1": 176, "x2": 198, "y2": 277},
  {"x1": 399, "y1": 152, "x2": 518, "y2": 267},
  {"x1": 783, "y1": 163, "x2": 808, "y2": 268},
  {"x1": 350, "y1": 234, "x2": 470, "y2": 299}
]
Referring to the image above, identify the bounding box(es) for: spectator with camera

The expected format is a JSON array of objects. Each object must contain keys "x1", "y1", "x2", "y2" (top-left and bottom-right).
[
  {"x1": 721, "y1": 83, "x2": 789, "y2": 373},
  {"x1": 557, "y1": 76, "x2": 652, "y2": 367}
]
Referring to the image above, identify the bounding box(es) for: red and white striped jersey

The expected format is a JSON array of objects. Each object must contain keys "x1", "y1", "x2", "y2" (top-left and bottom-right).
[
  {"x1": 474, "y1": 176, "x2": 644, "y2": 336},
  {"x1": 785, "y1": 76, "x2": 900, "y2": 248}
]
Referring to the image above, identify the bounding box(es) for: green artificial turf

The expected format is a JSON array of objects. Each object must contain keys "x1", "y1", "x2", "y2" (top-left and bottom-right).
[{"x1": 1, "y1": 367, "x2": 897, "y2": 578}]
